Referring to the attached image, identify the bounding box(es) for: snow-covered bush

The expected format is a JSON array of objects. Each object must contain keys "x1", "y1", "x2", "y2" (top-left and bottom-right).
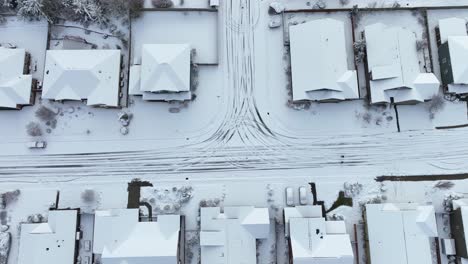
[
  {"x1": 35, "y1": 105, "x2": 57, "y2": 122},
  {"x1": 427, "y1": 94, "x2": 445, "y2": 119},
  {"x1": 128, "y1": 0, "x2": 144, "y2": 18},
  {"x1": 353, "y1": 40, "x2": 366, "y2": 63},
  {"x1": 344, "y1": 182, "x2": 363, "y2": 197},
  {"x1": 0, "y1": 190, "x2": 20, "y2": 209},
  {"x1": 152, "y1": 0, "x2": 173, "y2": 8},
  {"x1": 313, "y1": 0, "x2": 326, "y2": 9},
  {"x1": 416, "y1": 39, "x2": 428, "y2": 51},
  {"x1": 339, "y1": 0, "x2": 350, "y2": 6},
  {"x1": 434, "y1": 181, "x2": 454, "y2": 190},
  {"x1": 0, "y1": 232, "x2": 10, "y2": 264},
  {"x1": 81, "y1": 189, "x2": 97, "y2": 203},
  {"x1": 26, "y1": 122, "x2": 42, "y2": 137}
]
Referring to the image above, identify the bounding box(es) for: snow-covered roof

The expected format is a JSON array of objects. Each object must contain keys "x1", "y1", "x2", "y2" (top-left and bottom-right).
[
  {"x1": 289, "y1": 19, "x2": 359, "y2": 101},
  {"x1": 452, "y1": 199, "x2": 468, "y2": 256},
  {"x1": 284, "y1": 206, "x2": 353, "y2": 264},
  {"x1": 0, "y1": 47, "x2": 33, "y2": 109},
  {"x1": 447, "y1": 37, "x2": 468, "y2": 84},
  {"x1": 284, "y1": 205, "x2": 323, "y2": 237},
  {"x1": 42, "y1": 50, "x2": 121, "y2": 107},
  {"x1": 438, "y1": 18, "x2": 467, "y2": 44},
  {"x1": 18, "y1": 210, "x2": 78, "y2": 264},
  {"x1": 200, "y1": 206, "x2": 270, "y2": 264},
  {"x1": 93, "y1": 209, "x2": 181, "y2": 264},
  {"x1": 437, "y1": 18, "x2": 468, "y2": 94},
  {"x1": 365, "y1": 203, "x2": 438, "y2": 264},
  {"x1": 129, "y1": 44, "x2": 192, "y2": 101},
  {"x1": 365, "y1": 23, "x2": 439, "y2": 104}
]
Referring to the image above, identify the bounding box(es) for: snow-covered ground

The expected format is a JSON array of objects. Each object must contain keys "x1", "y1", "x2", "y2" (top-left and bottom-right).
[{"x1": 2, "y1": 0, "x2": 468, "y2": 264}]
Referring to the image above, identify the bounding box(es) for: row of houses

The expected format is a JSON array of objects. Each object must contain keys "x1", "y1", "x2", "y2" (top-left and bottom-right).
[
  {"x1": 289, "y1": 17, "x2": 468, "y2": 104},
  {"x1": 15, "y1": 206, "x2": 335, "y2": 264},
  {"x1": 0, "y1": 43, "x2": 194, "y2": 109},
  {"x1": 21, "y1": 200, "x2": 468, "y2": 264},
  {"x1": 16, "y1": 205, "x2": 354, "y2": 264}
]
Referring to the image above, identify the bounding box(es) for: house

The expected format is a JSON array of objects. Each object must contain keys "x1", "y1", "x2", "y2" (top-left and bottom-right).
[
  {"x1": 437, "y1": 18, "x2": 468, "y2": 94},
  {"x1": 364, "y1": 23, "x2": 440, "y2": 104},
  {"x1": 42, "y1": 49, "x2": 121, "y2": 107},
  {"x1": 450, "y1": 199, "x2": 468, "y2": 260},
  {"x1": 200, "y1": 206, "x2": 270, "y2": 264},
  {"x1": 18, "y1": 209, "x2": 79, "y2": 264},
  {"x1": 289, "y1": 19, "x2": 359, "y2": 102},
  {"x1": 93, "y1": 208, "x2": 184, "y2": 264},
  {"x1": 129, "y1": 44, "x2": 192, "y2": 101},
  {"x1": 284, "y1": 206, "x2": 354, "y2": 264},
  {"x1": 0, "y1": 47, "x2": 34, "y2": 109},
  {"x1": 365, "y1": 203, "x2": 438, "y2": 264}
]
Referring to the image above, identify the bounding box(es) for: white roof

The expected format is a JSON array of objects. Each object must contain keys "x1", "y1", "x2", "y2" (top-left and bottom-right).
[
  {"x1": 289, "y1": 19, "x2": 358, "y2": 101},
  {"x1": 438, "y1": 18, "x2": 467, "y2": 44},
  {"x1": 365, "y1": 203, "x2": 438, "y2": 264},
  {"x1": 365, "y1": 23, "x2": 439, "y2": 104},
  {"x1": 437, "y1": 18, "x2": 468, "y2": 93},
  {"x1": 284, "y1": 206, "x2": 323, "y2": 237},
  {"x1": 130, "y1": 44, "x2": 192, "y2": 101},
  {"x1": 448, "y1": 36, "x2": 468, "y2": 85},
  {"x1": 18, "y1": 210, "x2": 78, "y2": 264},
  {"x1": 200, "y1": 206, "x2": 270, "y2": 264},
  {"x1": 289, "y1": 218, "x2": 354, "y2": 264},
  {"x1": 0, "y1": 47, "x2": 32, "y2": 109},
  {"x1": 42, "y1": 50, "x2": 121, "y2": 107},
  {"x1": 453, "y1": 199, "x2": 468, "y2": 255},
  {"x1": 284, "y1": 206, "x2": 353, "y2": 264},
  {"x1": 94, "y1": 209, "x2": 181, "y2": 264}
]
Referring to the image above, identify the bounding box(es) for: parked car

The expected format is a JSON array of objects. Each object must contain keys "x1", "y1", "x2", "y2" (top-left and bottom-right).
[
  {"x1": 83, "y1": 240, "x2": 91, "y2": 252},
  {"x1": 285, "y1": 187, "x2": 294, "y2": 206},
  {"x1": 27, "y1": 141, "x2": 46, "y2": 149},
  {"x1": 299, "y1": 186, "x2": 308, "y2": 205}
]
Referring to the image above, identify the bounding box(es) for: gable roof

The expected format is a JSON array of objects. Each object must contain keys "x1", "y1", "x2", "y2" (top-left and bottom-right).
[
  {"x1": 365, "y1": 23, "x2": 439, "y2": 104},
  {"x1": 284, "y1": 206, "x2": 353, "y2": 264},
  {"x1": 200, "y1": 206, "x2": 270, "y2": 264},
  {"x1": 365, "y1": 203, "x2": 438, "y2": 264},
  {"x1": 94, "y1": 209, "x2": 181, "y2": 264},
  {"x1": 448, "y1": 36, "x2": 468, "y2": 84},
  {"x1": 289, "y1": 18, "x2": 359, "y2": 101},
  {"x1": 42, "y1": 50, "x2": 121, "y2": 107},
  {"x1": 0, "y1": 48, "x2": 33, "y2": 109},
  {"x1": 18, "y1": 210, "x2": 78, "y2": 264},
  {"x1": 438, "y1": 18, "x2": 467, "y2": 44},
  {"x1": 289, "y1": 218, "x2": 354, "y2": 264}
]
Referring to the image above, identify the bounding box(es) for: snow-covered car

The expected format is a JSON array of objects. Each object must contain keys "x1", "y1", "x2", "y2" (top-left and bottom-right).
[
  {"x1": 0, "y1": 43, "x2": 16, "y2": 49},
  {"x1": 285, "y1": 187, "x2": 294, "y2": 206},
  {"x1": 27, "y1": 141, "x2": 47, "y2": 149},
  {"x1": 299, "y1": 186, "x2": 308, "y2": 205},
  {"x1": 83, "y1": 240, "x2": 91, "y2": 252}
]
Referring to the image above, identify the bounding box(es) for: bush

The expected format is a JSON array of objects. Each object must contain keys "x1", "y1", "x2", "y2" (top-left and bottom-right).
[
  {"x1": 152, "y1": 0, "x2": 173, "y2": 8},
  {"x1": 26, "y1": 122, "x2": 42, "y2": 137},
  {"x1": 35, "y1": 106, "x2": 56, "y2": 122},
  {"x1": 339, "y1": 0, "x2": 350, "y2": 5},
  {"x1": 81, "y1": 189, "x2": 97, "y2": 203}
]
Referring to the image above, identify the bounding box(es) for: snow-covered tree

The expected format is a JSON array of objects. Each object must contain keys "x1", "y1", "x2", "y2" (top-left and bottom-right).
[
  {"x1": 17, "y1": 0, "x2": 48, "y2": 21},
  {"x1": 70, "y1": 0, "x2": 103, "y2": 23}
]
